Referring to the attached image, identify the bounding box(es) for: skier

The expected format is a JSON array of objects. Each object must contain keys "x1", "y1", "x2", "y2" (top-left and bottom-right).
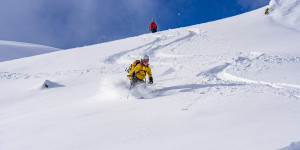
[
  {"x1": 150, "y1": 19, "x2": 158, "y2": 33},
  {"x1": 128, "y1": 54, "x2": 153, "y2": 86}
]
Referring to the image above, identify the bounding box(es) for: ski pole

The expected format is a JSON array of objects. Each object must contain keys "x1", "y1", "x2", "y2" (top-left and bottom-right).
[{"x1": 145, "y1": 76, "x2": 147, "y2": 88}]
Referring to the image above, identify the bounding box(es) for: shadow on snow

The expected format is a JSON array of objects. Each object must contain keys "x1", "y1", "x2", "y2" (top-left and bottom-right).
[{"x1": 151, "y1": 83, "x2": 245, "y2": 97}]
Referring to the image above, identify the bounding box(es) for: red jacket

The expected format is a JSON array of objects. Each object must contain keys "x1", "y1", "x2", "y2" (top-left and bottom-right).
[{"x1": 150, "y1": 22, "x2": 157, "y2": 29}]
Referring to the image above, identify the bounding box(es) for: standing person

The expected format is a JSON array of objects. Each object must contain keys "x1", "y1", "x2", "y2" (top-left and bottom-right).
[{"x1": 150, "y1": 19, "x2": 158, "y2": 33}]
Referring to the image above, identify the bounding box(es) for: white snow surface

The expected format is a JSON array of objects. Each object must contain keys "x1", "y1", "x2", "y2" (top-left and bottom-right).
[
  {"x1": 0, "y1": 40, "x2": 60, "y2": 62},
  {"x1": 269, "y1": 0, "x2": 300, "y2": 31},
  {"x1": 1, "y1": 1, "x2": 300, "y2": 150}
]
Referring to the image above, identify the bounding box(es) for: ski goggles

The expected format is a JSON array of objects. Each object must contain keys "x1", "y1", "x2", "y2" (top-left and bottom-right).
[{"x1": 142, "y1": 59, "x2": 149, "y2": 65}]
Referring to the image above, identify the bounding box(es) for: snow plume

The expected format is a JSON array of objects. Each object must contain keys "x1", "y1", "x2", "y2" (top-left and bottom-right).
[
  {"x1": 97, "y1": 77, "x2": 158, "y2": 100},
  {"x1": 97, "y1": 77, "x2": 129, "y2": 101},
  {"x1": 268, "y1": 0, "x2": 300, "y2": 31}
]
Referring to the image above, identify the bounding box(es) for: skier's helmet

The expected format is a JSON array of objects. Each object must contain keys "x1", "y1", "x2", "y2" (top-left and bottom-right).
[
  {"x1": 141, "y1": 54, "x2": 149, "y2": 65},
  {"x1": 152, "y1": 19, "x2": 155, "y2": 22}
]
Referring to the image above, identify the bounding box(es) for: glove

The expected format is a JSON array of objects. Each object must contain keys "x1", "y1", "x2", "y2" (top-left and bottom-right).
[{"x1": 149, "y1": 77, "x2": 153, "y2": 84}]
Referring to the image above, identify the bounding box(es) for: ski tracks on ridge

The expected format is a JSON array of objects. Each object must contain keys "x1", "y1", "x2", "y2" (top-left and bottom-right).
[
  {"x1": 103, "y1": 29, "x2": 200, "y2": 65},
  {"x1": 103, "y1": 38, "x2": 161, "y2": 64},
  {"x1": 195, "y1": 53, "x2": 300, "y2": 100}
]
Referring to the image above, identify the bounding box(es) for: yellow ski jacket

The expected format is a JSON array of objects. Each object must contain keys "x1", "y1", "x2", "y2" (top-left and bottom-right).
[{"x1": 128, "y1": 63, "x2": 152, "y2": 80}]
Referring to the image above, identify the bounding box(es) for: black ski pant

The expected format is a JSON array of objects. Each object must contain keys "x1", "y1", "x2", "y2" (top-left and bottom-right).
[
  {"x1": 130, "y1": 78, "x2": 145, "y2": 86},
  {"x1": 150, "y1": 28, "x2": 157, "y2": 33}
]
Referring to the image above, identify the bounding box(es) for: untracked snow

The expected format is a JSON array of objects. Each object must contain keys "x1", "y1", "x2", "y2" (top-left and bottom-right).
[
  {"x1": 1, "y1": 1, "x2": 300, "y2": 150},
  {"x1": 0, "y1": 40, "x2": 61, "y2": 62}
]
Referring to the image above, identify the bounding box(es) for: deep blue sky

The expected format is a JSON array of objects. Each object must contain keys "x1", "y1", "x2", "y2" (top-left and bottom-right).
[{"x1": 0, "y1": 0, "x2": 269, "y2": 49}]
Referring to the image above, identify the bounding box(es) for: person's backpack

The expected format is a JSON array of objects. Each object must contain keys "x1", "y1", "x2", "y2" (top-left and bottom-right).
[{"x1": 125, "y1": 60, "x2": 140, "y2": 73}]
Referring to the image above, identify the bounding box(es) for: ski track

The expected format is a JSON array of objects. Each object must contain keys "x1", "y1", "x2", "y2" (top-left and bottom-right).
[
  {"x1": 144, "y1": 30, "x2": 197, "y2": 57},
  {"x1": 195, "y1": 53, "x2": 300, "y2": 100},
  {"x1": 103, "y1": 37, "x2": 161, "y2": 63},
  {"x1": 103, "y1": 30, "x2": 199, "y2": 67}
]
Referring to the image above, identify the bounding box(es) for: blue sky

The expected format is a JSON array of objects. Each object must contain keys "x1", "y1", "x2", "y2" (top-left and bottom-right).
[{"x1": 0, "y1": 0, "x2": 269, "y2": 49}]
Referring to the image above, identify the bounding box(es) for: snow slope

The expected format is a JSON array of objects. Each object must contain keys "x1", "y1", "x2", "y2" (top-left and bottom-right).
[
  {"x1": 0, "y1": 40, "x2": 60, "y2": 62},
  {"x1": 269, "y1": 0, "x2": 300, "y2": 31},
  {"x1": 1, "y1": 1, "x2": 300, "y2": 150}
]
